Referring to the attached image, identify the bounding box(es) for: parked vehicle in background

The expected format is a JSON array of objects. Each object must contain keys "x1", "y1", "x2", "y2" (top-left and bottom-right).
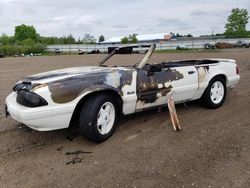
[
  {"x1": 88, "y1": 49, "x2": 100, "y2": 54},
  {"x1": 233, "y1": 40, "x2": 250, "y2": 48},
  {"x1": 54, "y1": 48, "x2": 61, "y2": 54},
  {"x1": 108, "y1": 47, "x2": 133, "y2": 54},
  {"x1": 215, "y1": 42, "x2": 234, "y2": 49},
  {"x1": 0, "y1": 54, "x2": 4, "y2": 58},
  {"x1": 204, "y1": 43, "x2": 215, "y2": 49},
  {"x1": 108, "y1": 45, "x2": 150, "y2": 54},
  {"x1": 78, "y1": 49, "x2": 85, "y2": 55}
]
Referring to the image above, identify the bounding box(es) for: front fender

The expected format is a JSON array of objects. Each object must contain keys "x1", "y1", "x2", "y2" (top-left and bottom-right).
[{"x1": 77, "y1": 84, "x2": 121, "y2": 100}]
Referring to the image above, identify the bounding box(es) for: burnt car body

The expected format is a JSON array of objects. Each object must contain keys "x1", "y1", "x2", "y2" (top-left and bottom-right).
[{"x1": 5, "y1": 44, "x2": 240, "y2": 142}]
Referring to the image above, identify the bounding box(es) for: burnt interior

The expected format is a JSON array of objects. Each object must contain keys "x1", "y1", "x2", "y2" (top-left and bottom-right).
[
  {"x1": 163, "y1": 59, "x2": 219, "y2": 67},
  {"x1": 110, "y1": 59, "x2": 219, "y2": 71},
  {"x1": 141, "y1": 59, "x2": 219, "y2": 73}
]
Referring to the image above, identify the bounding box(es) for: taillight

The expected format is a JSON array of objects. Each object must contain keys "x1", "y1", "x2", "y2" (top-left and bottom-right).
[{"x1": 236, "y1": 64, "x2": 239, "y2": 75}]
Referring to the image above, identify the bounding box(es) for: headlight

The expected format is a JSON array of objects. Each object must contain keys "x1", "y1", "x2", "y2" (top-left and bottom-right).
[
  {"x1": 16, "y1": 90, "x2": 48, "y2": 107},
  {"x1": 13, "y1": 82, "x2": 32, "y2": 91}
]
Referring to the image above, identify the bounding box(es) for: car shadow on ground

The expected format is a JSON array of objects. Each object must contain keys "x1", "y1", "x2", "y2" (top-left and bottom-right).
[
  {"x1": 118, "y1": 100, "x2": 202, "y2": 127},
  {"x1": 1, "y1": 100, "x2": 203, "y2": 154}
]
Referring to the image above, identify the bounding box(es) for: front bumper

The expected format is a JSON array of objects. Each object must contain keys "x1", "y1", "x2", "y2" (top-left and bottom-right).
[
  {"x1": 6, "y1": 92, "x2": 76, "y2": 131},
  {"x1": 5, "y1": 104, "x2": 9, "y2": 118},
  {"x1": 5, "y1": 92, "x2": 54, "y2": 131}
]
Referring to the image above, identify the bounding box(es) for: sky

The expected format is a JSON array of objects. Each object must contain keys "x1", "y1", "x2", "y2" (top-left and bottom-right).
[{"x1": 0, "y1": 0, "x2": 250, "y2": 39}]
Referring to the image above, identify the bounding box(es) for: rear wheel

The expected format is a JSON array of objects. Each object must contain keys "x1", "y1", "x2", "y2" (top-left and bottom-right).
[
  {"x1": 200, "y1": 77, "x2": 227, "y2": 108},
  {"x1": 79, "y1": 93, "x2": 118, "y2": 142}
]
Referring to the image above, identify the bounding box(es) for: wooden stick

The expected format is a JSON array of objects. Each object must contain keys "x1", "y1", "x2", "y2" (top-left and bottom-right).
[{"x1": 167, "y1": 93, "x2": 181, "y2": 131}]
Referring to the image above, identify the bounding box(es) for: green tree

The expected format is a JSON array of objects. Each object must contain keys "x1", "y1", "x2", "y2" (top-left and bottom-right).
[
  {"x1": 46, "y1": 37, "x2": 57, "y2": 44},
  {"x1": 61, "y1": 34, "x2": 76, "y2": 44},
  {"x1": 215, "y1": 33, "x2": 224, "y2": 36},
  {"x1": 22, "y1": 38, "x2": 35, "y2": 46},
  {"x1": 77, "y1": 37, "x2": 82, "y2": 44},
  {"x1": 121, "y1": 34, "x2": 138, "y2": 44},
  {"x1": 121, "y1": 36, "x2": 129, "y2": 44},
  {"x1": 98, "y1": 35, "x2": 105, "y2": 43},
  {"x1": 82, "y1": 34, "x2": 96, "y2": 43},
  {"x1": 225, "y1": 8, "x2": 249, "y2": 38},
  {"x1": 0, "y1": 34, "x2": 15, "y2": 45},
  {"x1": 67, "y1": 34, "x2": 76, "y2": 44},
  {"x1": 14, "y1": 24, "x2": 38, "y2": 42},
  {"x1": 128, "y1": 34, "x2": 138, "y2": 43},
  {"x1": 176, "y1": 33, "x2": 183, "y2": 37},
  {"x1": 0, "y1": 25, "x2": 46, "y2": 56},
  {"x1": 186, "y1": 34, "x2": 193, "y2": 37}
]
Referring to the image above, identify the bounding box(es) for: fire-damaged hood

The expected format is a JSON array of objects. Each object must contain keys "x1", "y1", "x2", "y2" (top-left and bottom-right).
[
  {"x1": 19, "y1": 66, "x2": 124, "y2": 84},
  {"x1": 15, "y1": 66, "x2": 134, "y2": 104}
]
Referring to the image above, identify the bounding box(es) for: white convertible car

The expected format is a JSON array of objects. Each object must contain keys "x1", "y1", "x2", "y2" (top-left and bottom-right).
[{"x1": 5, "y1": 44, "x2": 240, "y2": 142}]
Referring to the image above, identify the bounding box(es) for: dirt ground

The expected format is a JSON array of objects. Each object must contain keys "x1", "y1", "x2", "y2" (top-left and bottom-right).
[{"x1": 0, "y1": 49, "x2": 250, "y2": 188}]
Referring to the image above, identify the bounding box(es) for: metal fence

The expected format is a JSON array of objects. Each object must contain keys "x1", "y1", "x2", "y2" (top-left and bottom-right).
[{"x1": 47, "y1": 38, "x2": 250, "y2": 53}]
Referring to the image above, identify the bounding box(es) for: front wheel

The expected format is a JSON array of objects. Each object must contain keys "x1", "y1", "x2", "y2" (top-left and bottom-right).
[
  {"x1": 200, "y1": 77, "x2": 227, "y2": 109},
  {"x1": 79, "y1": 93, "x2": 118, "y2": 142}
]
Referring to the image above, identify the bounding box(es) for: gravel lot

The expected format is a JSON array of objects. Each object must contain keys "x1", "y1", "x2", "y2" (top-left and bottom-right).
[{"x1": 0, "y1": 49, "x2": 250, "y2": 188}]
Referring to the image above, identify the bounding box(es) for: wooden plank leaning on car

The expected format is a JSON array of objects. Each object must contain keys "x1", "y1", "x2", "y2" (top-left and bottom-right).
[{"x1": 167, "y1": 92, "x2": 181, "y2": 131}]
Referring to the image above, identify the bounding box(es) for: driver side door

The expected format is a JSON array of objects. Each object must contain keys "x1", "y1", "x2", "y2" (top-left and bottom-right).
[{"x1": 135, "y1": 66, "x2": 198, "y2": 111}]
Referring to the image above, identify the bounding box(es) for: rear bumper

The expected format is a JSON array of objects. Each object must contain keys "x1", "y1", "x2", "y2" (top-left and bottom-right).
[{"x1": 227, "y1": 75, "x2": 240, "y2": 88}]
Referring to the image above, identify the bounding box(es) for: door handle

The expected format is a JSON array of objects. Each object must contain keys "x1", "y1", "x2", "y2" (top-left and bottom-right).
[{"x1": 188, "y1": 71, "x2": 195, "y2": 74}]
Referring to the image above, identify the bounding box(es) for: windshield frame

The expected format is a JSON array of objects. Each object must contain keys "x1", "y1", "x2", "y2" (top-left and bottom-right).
[{"x1": 97, "y1": 44, "x2": 156, "y2": 68}]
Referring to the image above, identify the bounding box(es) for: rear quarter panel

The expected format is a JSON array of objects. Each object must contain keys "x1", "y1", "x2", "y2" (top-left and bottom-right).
[{"x1": 193, "y1": 59, "x2": 239, "y2": 100}]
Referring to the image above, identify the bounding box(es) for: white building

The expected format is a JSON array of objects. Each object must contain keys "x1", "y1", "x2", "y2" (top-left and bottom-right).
[{"x1": 101, "y1": 33, "x2": 176, "y2": 44}]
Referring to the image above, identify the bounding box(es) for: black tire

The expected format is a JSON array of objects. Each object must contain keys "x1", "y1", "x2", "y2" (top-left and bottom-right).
[
  {"x1": 79, "y1": 93, "x2": 118, "y2": 142},
  {"x1": 200, "y1": 76, "x2": 227, "y2": 109}
]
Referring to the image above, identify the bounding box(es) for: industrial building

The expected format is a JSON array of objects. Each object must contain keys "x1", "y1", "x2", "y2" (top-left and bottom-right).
[{"x1": 101, "y1": 33, "x2": 176, "y2": 44}]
